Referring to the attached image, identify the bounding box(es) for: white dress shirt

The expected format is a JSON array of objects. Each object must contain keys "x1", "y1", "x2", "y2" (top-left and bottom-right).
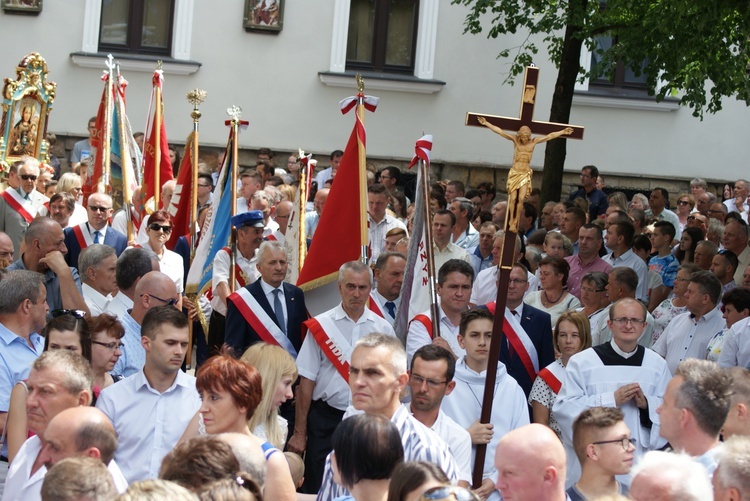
[
  {"x1": 103, "y1": 291, "x2": 133, "y2": 321},
  {"x1": 406, "y1": 304, "x2": 463, "y2": 366},
  {"x1": 652, "y1": 306, "x2": 726, "y2": 374},
  {"x1": 370, "y1": 289, "x2": 400, "y2": 326},
  {"x1": 82, "y1": 282, "x2": 111, "y2": 316},
  {"x1": 96, "y1": 369, "x2": 201, "y2": 483},
  {"x1": 296, "y1": 304, "x2": 395, "y2": 411},
  {"x1": 211, "y1": 247, "x2": 260, "y2": 315},
  {"x1": 259, "y1": 279, "x2": 287, "y2": 322},
  {"x1": 717, "y1": 316, "x2": 750, "y2": 368},
  {"x1": 2, "y1": 435, "x2": 129, "y2": 501}
]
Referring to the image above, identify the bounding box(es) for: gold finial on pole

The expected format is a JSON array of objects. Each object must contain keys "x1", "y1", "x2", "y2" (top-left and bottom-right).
[{"x1": 356, "y1": 73, "x2": 365, "y2": 93}]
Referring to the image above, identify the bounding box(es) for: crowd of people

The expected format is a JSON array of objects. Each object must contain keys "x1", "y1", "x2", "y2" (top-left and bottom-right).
[{"x1": 0, "y1": 133, "x2": 749, "y2": 501}]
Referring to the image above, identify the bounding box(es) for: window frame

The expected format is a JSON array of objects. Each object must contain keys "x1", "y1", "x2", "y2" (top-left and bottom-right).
[
  {"x1": 345, "y1": 0, "x2": 420, "y2": 75},
  {"x1": 98, "y1": 0, "x2": 176, "y2": 57}
]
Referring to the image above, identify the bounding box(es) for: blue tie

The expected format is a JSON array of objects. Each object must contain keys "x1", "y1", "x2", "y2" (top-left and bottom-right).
[
  {"x1": 385, "y1": 301, "x2": 396, "y2": 319},
  {"x1": 93, "y1": 231, "x2": 101, "y2": 244},
  {"x1": 272, "y1": 289, "x2": 287, "y2": 334}
]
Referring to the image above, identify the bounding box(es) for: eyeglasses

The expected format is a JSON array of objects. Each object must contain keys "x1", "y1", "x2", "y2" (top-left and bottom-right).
[
  {"x1": 410, "y1": 373, "x2": 448, "y2": 388},
  {"x1": 612, "y1": 317, "x2": 646, "y2": 326},
  {"x1": 419, "y1": 486, "x2": 480, "y2": 501},
  {"x1": 380, "y1": 175, "x2": 392, "y2": 180},
  {"x1": 275, "y1": 214, "x2": 290, "y2": 219},
  {"x1": 88, "y1": 205, "x2": 111, "y2": 213},
  {"x1": 197, "y1": 184, "x2": 212, "y2": 188},
  {"x1": 677, "y1": 200, "x2": 690, "y2": 205},
  {"x1": 509, "y1": 278, "x2": 528, "y2": 285},
  {"x1": 477, "y1": 190, "x2": 487, "y2": 195},
  {"x1": 708, "y1": 209, "x2": 725, "y2": 214},
  {"x1": 580, "y1": 287, "x2": 606, "y2": 293},
  {"x1": 674, "y1": 277, "x2": 690, "y2": 282},
  {"x1": 148, "y1": 223, "x2": 172, "y2": 233},
  {"x1": 91, "y1": 340, "x2": 125, "y2": 351},
  {"x1": 51, "y1": 309, "x2": 87, "y2": 319},
  {"x1": 141, "y1": 293, "x2": 178, "y2": 306},
  {"x1": 592, "y1": 437, "x2": 637, "y2": 451},
  {"x1": 20, "y1": 174, "x2": 37, "y2": 181}
]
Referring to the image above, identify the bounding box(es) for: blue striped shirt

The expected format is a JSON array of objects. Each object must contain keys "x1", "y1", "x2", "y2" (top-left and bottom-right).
[{"x1": 316, "y1": 404, "x2": 459, "y2": 501}]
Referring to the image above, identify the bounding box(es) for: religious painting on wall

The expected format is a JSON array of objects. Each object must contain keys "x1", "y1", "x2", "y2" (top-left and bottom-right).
[
  {"x1": 0, "y1": 52, "x2": 56, "y2": 172},
  {"x1": 1, "y1": 0, "x2": 42, "y2": 13},
  {"x1": 243, "y1": 0, "x2": 284, "y2": 32}
]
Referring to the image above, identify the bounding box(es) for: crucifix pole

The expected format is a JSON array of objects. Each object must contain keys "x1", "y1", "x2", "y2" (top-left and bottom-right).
[{"x1": 465, "y1": 66, "x2": 584, "y2": 488}]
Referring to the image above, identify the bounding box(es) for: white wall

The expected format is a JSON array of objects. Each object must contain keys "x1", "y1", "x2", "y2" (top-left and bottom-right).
[{"x1": 0, "y1": 0, "x2": 746, "y2": 182}]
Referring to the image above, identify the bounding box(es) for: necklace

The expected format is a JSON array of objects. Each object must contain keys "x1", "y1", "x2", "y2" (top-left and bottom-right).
[{"x1": 543, "y1": 289, "x2": 564, "y2": 305}]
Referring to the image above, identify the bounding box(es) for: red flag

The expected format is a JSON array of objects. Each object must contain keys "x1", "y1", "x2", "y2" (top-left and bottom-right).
[
  {"x1": 166, "y1": 133, "x2": 195, "y2": 250},
  {"x1": 83, "y1": 74, "x2": 110, "y2": 205},
  {"x1": 141, "y1": 71, "x2": 173, "y2": 217},
  {"x1": 296, "y1": 123, "x2": 364, "y2": 313}
]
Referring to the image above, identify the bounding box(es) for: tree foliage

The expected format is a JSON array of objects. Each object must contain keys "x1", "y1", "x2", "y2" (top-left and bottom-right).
[
  {"x1": 452, "y1": 0, "x2": 750, "y2": 201},
  {"x1": 453, "y1": 0, "x2": 750, "y2": 117}
]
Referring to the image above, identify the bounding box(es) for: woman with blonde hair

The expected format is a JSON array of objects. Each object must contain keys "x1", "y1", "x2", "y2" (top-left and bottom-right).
[
  {"x1": 529, "y1": 310, "x2": 591, "y2": 439},
  {"x1": 240, "y1": 342, "x2": 297, "y2": 449}
]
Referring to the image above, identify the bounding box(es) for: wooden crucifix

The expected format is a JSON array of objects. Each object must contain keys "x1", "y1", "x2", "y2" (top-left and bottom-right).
[{"x1": 465, "y1": 65, "x2": 584, "y2": 489}]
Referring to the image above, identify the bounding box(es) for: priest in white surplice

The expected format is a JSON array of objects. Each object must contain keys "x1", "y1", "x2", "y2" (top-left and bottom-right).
[{"x1": 553, "y1": 298, "x2": 671, "y2": 489}]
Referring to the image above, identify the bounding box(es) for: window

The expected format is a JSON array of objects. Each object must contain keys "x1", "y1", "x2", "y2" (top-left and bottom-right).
[
  {"x1": 99, "y1": 0, "x2": 175, "y2": 56},
  {"x1": 346, "y1": 0, "x2": 419, "y2": 74},
  {"x1": 589, "y1": 35, "x2": 648, "y2": 89}
]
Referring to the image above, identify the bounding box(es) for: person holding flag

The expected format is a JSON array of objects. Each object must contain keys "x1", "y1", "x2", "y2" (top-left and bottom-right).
[
  {"x1": 207, "y1": 210, "x2": 264, "y2": 348},
  {"x1": 288, "y1": 260, "x2": 394, "y2": 494}
]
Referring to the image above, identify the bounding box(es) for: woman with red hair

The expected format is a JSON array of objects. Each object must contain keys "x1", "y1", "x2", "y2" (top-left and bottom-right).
[{"x1": 179, "y1": 353, "x2": 296, "y2": 501}]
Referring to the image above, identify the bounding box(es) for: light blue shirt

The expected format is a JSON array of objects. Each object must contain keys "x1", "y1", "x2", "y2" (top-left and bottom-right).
[
  {"x1": 0, "y1": 322, "x2": 44, "y2": 412},
  {"x1": 112, "y1": 312, "x2": 144, "y2": 378},
  {"x1": 96, "y1": 369, "x2": 200, "y2": 483},
  {"x1": 0, "y1": 322, "x2": 44, "y2": 457}
]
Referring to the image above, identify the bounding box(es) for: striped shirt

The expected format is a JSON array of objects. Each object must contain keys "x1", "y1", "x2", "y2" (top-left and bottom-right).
[
  {"x1": 316, "y1": 404, "x2": 459, "y2": 501},
  {"x1": 368, "y1": 213, "x2": 407, "y2": 263}
]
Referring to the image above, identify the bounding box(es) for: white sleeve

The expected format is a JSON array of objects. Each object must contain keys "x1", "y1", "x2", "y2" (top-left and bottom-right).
[
  {"x1": 405, "y1": 319, "x2": 431, "y2": 366},
  {"x1": 212, "y1": 249, "x2": 231, "y2": 290},
  {"x1": 717, "y1": 328, "x2": 739, "y2": 367}
]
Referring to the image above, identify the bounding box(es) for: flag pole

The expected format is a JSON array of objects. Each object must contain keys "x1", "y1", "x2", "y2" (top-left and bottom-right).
[
  {"x1": 187, "y1": 89, "x2": 206, "y2": 258},
  {"x1": 114, "y1": 63, "x2": 133, "y2": 239},
  {"x1": 154, "y1": 61, "x2": 163, "y2": 209},
  {"x1": 184, "y1": 89, "x2": 206, "y2": 372},
  {"x1": 227, "y1": 106, "x2": 242, "y2": 294},
  {"x1": 101, "y1": 55, "x2": 115, "y2": 195},
  {"x1": 297, "y1": 150, "x2": 310, "y2": 275},
  {"x1": 355, "y1": 74, "x2": 369, "y2": 264},
  {"x1": 418, "y1": 157, "x2": 440, "y2": 340}
]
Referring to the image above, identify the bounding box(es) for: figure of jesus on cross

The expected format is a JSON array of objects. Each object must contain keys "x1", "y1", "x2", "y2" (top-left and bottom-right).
[{"x1": 476, "y1": 118, "x2": 573, "y2": 232}]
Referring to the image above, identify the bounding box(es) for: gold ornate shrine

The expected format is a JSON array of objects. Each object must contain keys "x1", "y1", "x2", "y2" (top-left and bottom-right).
[{"x1": 0, "y1": 52, "x2": 57, "y2": 172}]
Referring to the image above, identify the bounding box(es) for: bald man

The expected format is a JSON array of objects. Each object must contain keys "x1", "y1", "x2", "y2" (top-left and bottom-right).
[
  {"x1": 267, "y1": 200, "x2": 292, "y2": 244},
  {"x1": 113, "y1": 271, "x2": 180, "y2": 377},
  {"x1": 38, "y1": 406, "x2": 127, "y2": 491},
  {"x1": 495, "y1": 423, "x2": 567, "y2": 501}
]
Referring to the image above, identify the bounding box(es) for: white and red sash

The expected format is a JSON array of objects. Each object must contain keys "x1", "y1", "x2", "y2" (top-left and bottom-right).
[
  {"x1": 72, "y1": 223, "x2": 95, "y2": 250},
  {"x1": 486, "y1": 302, "x2": 540, "y2": 381},
  {"x1": 410, "y1": 313, "x2": 434, "y2": 339},
  {"x1": 221, "y1": 247, "x2": 249, "y2": 288},
  {"x1": 304, "y1": 315, "x2": 353, "y2": 382},
  {"x1": 367, "y1": 293, "x2": 384, "y2": 318},
  {"x1": 1, "y1": 189, "x2": 36, "y2": 223},
  {"x1": 227, "y1": 287, "x2": 297, "y2": 357},
  {"x1": 537, "y1": 361, "x2": 564, "y2": 394}
]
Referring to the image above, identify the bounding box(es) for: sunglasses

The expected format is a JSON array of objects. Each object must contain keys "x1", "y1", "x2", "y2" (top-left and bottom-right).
[
  {"x1": 51, "y1": 309, "x2": 87, "y2": 319},
  {"x1": 20, "y1": 174, "x2": 37, "y2": 181},
  {"x1": 148, "y1": 223, "x2": 172, "y2": 233},
  {"x1": 141, "y1": 293, "x2": 178, "y2": 307},
  {"x1": 89, "y1": 205, "x2": 111, "y2": 213}
]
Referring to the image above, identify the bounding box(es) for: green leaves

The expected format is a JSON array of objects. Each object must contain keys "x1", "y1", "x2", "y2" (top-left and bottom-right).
[{"x1": 451, "y1": 0, "x2": 750, "y2": 117}]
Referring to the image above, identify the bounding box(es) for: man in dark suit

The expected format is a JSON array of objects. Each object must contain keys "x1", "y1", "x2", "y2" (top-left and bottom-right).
[
  {"x1": 64, "y1": 193, "x2": 127, "y2": 269},
  {"x1": 224, "y1": 240, "x2": 308, "y2": 358},
  {"x1": 497, "y1": 263, "x2": 555, "y2": 400}
]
